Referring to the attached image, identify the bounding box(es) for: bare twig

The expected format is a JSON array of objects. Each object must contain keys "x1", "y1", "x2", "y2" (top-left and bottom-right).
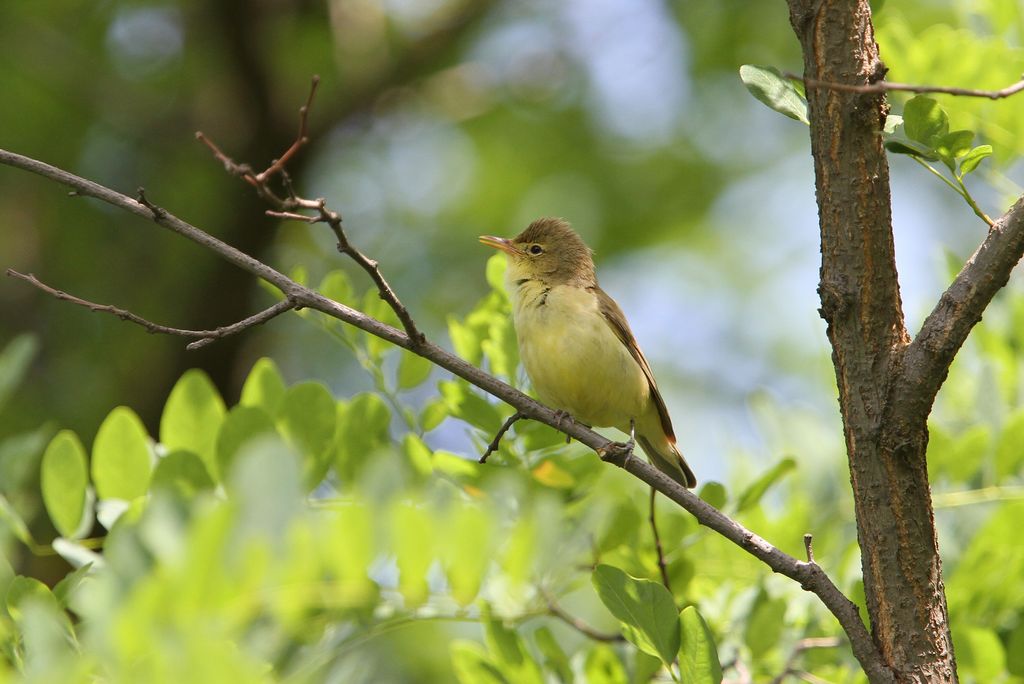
[
  {"x1": 650, "y1": 488, "x2": 672, "y2": 592},
  {"x1": 540, "y1": 588, "x2": 625, "y2": 643},
  {"x1": 803, "y1": 533, "x2": 815, "y2": 563},
  {"x1": 770, "y1": 637, "x2": 842, "y2": 684},
  {"x1": 195, "y1": 83, "x2": 424, "y2": 346},
  {"x1": 789, "y1": 71, "x2": 1024, "y2": 100},
  {"x1": 5, "y1": 269, "x2": 294, "y2": 350},
  {"x1": 254, "y1": 75, "x2": 319, "y2": 184},
  {"x1": 480, "y1": 411, "x2": 524, "y2": 463},
  {"x1": 0, "y1": 146, "x2": 892, "y2": 683}
]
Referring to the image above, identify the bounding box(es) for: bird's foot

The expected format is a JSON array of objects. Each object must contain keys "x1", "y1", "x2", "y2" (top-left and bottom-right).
[
  {"x1": 600, "y1": 419, "x2": 636, "y2": 466},
  {"x1": 552, "y1": 409, "x2": 576, "y2": 443}
]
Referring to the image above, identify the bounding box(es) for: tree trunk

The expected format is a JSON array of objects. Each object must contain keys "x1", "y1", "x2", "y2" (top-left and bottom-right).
[{"x1": 786, "y1": 1, "x2": 958, "y2": 681}]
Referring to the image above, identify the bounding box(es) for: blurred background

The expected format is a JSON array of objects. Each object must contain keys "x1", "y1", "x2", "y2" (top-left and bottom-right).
[{"x1": 1, "y1": 0, "x2": 1023, "y2": 565}]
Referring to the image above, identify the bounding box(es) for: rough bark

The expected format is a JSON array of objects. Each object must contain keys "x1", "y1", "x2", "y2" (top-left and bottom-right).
[{"x1": 786, "y1": 1, "x2": 957, "y2": 681}]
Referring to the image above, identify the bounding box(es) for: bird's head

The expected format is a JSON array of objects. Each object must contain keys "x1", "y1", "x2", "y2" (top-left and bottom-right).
[{"x1": 479, "y1": 217, "x2": 596, "y2": 286}]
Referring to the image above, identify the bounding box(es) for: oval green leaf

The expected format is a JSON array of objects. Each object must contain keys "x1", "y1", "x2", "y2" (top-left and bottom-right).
[
  {"x1": 239, "y1": 357, "x2": 287, "y2": 414},
  {"x1": 92, "y1": 407, "x2": 152, "y2": 501},
  {"x1": 151, "y1": 450, "x2": 215, "y2": 497},
  {"x1": 958, "y1": 145, "x2": 993, "y2": 178},
  {"x1": 680, "y1": 605, "x2": 723, "y2": 684},
  {"x1": 739, "y1": 65, "x2": 809, "y2": 125},
  {"x1": 160, "y1": 369, "x2": 226, "y2": 477},
  {"x1": 903, "y1": 95, "x2": 948, "y2": 145},
  {"x1": 41, "y1": 430, "x2": 90, "y2": 538},
  {"x1": 216, "y1": 406, "x2": 277, "y2": 482},
  {"x1": 592, "y1": 564, "x2": 680, "y2": 666}
]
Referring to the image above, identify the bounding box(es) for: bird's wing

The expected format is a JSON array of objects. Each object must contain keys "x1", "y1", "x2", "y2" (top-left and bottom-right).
[{"x1": 593, "y1": 286, "x2": 676, "y2": 442}]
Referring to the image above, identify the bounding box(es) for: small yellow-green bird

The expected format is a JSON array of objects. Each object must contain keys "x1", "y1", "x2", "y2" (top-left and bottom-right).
[{"x1": 480, "y1": 217, "x2": 697, "y2": 488}]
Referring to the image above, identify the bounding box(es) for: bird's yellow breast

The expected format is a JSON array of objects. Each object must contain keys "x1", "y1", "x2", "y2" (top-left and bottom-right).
[{"x1": 509, "y1": 279, "x2": 649, "y2": 430}]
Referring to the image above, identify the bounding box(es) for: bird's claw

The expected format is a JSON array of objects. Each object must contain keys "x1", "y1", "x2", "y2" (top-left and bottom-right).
[
  {"x1": 552, "y1": 409, "x2": 574, "y2": 443},
  {"x1": 599, "y1": 420, "x2": 636, "y2": 466}
]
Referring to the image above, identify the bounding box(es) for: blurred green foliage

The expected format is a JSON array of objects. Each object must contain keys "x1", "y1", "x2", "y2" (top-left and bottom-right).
[
  {"x1": 0, "y1": 251, "x2": 1021, "y2": 681},
  {"x1": 2, "y1": 0, "x2": 1024, "y2": 681}
]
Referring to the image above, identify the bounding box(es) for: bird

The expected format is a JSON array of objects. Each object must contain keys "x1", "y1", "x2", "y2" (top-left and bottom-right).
[{"x1": 479, "y1": 217, "x2": 696, "y2": 488}]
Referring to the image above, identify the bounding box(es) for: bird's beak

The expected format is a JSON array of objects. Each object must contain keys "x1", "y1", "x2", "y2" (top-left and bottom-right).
[{"x1": 478, "y1": 235, "x2": 520, "y2": 256}]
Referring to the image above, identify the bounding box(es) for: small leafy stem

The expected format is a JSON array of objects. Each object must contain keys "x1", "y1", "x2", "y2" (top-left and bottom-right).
[
  {"x1": 739, "y1": 65, "x2": 1000, "y2": 227},
  {"x1": 911, "y1": 156, "x2": 993, "y2": 226}
]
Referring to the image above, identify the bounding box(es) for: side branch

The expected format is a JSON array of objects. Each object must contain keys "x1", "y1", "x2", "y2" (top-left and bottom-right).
[
  {"x1": 0, "y1": 146, "x2": 892, "y2": 682},
  {"x1": 793, "y1": 72, "x2": 1024, "y2": 100},
  {"x1": 6, "y1": 269, "x2": 294, "y2": 350},
  {"x1": 896, "y1": 195, "x2": 1024, "y2": 422}
]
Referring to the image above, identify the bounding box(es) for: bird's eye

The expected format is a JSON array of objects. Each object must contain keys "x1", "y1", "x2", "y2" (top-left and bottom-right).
[{"x1": 529, "y1": 245, "x2": 544, "y2": 255}]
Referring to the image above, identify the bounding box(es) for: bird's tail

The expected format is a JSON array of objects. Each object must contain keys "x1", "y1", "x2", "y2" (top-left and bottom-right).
[{"x1": 637, "y1": 435, "x2": 697, "y2": 489}]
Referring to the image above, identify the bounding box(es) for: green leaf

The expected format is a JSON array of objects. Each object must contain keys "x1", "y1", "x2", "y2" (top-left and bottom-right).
[
  {"x1": 160, "y1": 369, "x2": 226, "y2": 478},
  {"x1": 592, "y1": 564, "x2": 680, "y2": 665},
  {"x1": 953, "y1": 625, "x2": 1005, "y2": 682},
  {"x1": 486, "y1": 253, "x2": 508, "y2": 292},
  {"x1": 483, "y1": 608, "x2": 544, "y2": 684},
  {"x1": 698, "y1": 482, "x2": 727, "y2": 510},
  {"x1": 632, "y1": 651, "x2": 664, "y2": 684},
  {"x1": 598, "y1": 501, "x2": 642, "y2": 552},
  {"x1": 215, "y1": 405, "x2": 276, "y2": 483},
  {"x1": 318, "y1": 269, "x2": 354, "y2": 305},
  {"x1": 957, "y1": 145, "x2": 993, "y2": 178},
  {"x1": 739, "y1": 65, "x2": 809, "y2": 124},
  {"x1": 679, "y1": 606, "x2": 723, "y2": 684},
  {"x1": 884, "y1": 135, "x2": 940, "y2": 160},
  {"x1": 448, "y1": 315, "x2": 483, "y2": 365},
  {"x1": 1007, "y1": 620, "x2": 1024, "y2": 676},
  {"x1": 735, "y1": 458, "x2": 796, "y2": 513},
  {"x1": 584, "y1": 644, "x2": 629, "y2": 684},
  {"x1": 439, "y1": 380, "x2": 502, "y2": 434},
  {"x1": 0, "y1": 493, "x2": 34, "y2": 547},
  {"x1": 362, "y1": 288, "x2": 402, "y2": 361},
  {"x1": 937, "y1": 130, "x2": 974, "y2": 159},
  {"x1": 903, "y1": 95, "x2": 949, "y2": 145},
  {"x1": 239, "y1": 357, "x2": 287, "y2": 414},
  {"x1": 5, "y1": 576, "x2": 60, "y2": 623},
  {"x1": 482, "y1": 312, "x2": 519, "y2": 382},
  {"x1": 92, "y1": 406, "x2": 153, "y2": 501},
  {"x1": 397, "y1": 350, "x2": 433, "y2": 390},
  {"x1": 41, "y1": 430, "x2": 90, "y2": 539},
  {"x1": 334, "y1": 393, "x2": 392, "y2": 480},
  {"x1": 151, "y1": 450, "x2": 215, "y2": 497},
  {"x1": 534, "y1": 627, "x2": 572, "y2": 683},
  {"x1": 402, "y1": 434, "x2": 434, "y2": 477},
  {"x1": 0, "y1": 333, "x2": 38, "y2": 411},
  {"x1": 450, "y1": 641, "x2": 508, "y2": 684},
  {"x1": 275, "y1": 381, "x2": 338, "y2": 488},
  {"x1": 52, "y1": 563, "x2": 92, "y2": 608},
  {"x1": 419, "y1": 398, "x2": 449, "y2": 432},
  {"x1": 391, "y1": 501, "x2": 434, "y2": 608},
  {"x1": 443, "y1": 504, "x2": 492, "y2": 605},
  {"x1": 743, "y1": 589, "x2": 786, "y2": 658}
]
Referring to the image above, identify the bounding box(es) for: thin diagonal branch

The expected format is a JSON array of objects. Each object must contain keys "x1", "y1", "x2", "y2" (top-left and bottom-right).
[
  {"x1": 650, "y1": 488, "x2": 672, "y2": 592},
  {"x1": 895, "y1": 195, "x2": 1024, "y2": 423},
  {"x1": 5, "y1": 269, "x2": 294, "y2": 350},
  {"x1": 540, "y1": 588, "x2": 625, "y2": 643},
  {"x1": 791, "y1": 72, "x2": 1024, "y2": 100},
  {"x1": 0, "y1": 146, "x2": 892, "y2": 682},
  {"x1": 480, "y1": 411, "x2": 524, "y2": 463}
]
